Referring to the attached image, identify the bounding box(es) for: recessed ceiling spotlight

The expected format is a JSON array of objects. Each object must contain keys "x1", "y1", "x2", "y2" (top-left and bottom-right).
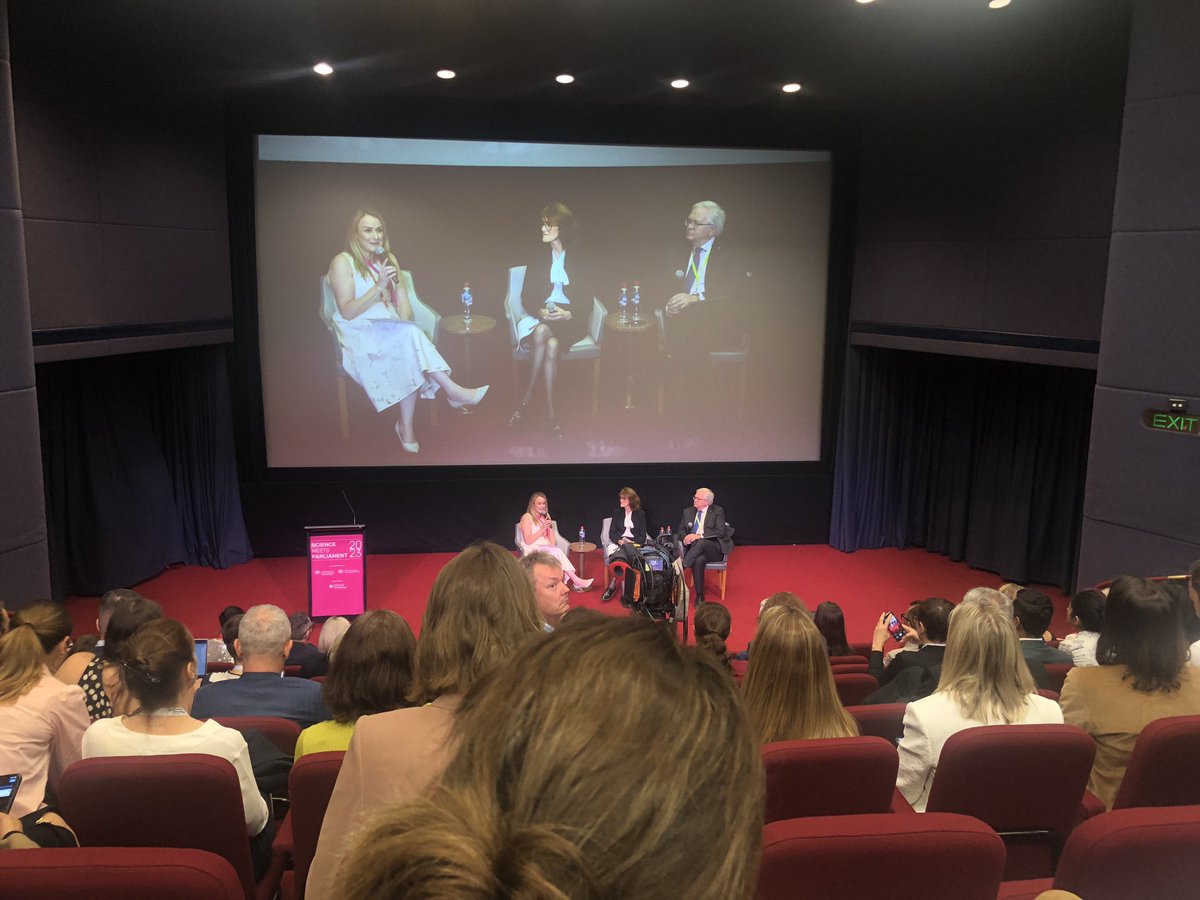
[
  {"x1": 782, "y1": 82, "x2": 802, "y2": 93},
  {"x1": 436, "y1": 69, "x2": 457, "y2": 80},
  {"x1": 670, "y1": 78, "x2": 690, "y2": 89},
  {"x1": 555, "y1": 74, "x2": 575, "y2": 84},
  {"x1": 312, "y1": 62, "x2": 334, "y2": 77},
  {"x1": 856, "y1": 0, "x2": 876, "y2": 4},
  {"x1": 988, "y1": 0, "x2": 1011, "y2": 7}
]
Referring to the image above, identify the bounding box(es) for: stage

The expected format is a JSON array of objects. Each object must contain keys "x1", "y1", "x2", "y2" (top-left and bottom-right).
[{"x1": 63, "y1": 545, "x2": 1072, "y2": 653}]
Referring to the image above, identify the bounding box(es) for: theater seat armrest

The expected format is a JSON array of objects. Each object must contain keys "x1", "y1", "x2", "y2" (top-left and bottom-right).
[
  {"x1": 890, "y1": 787, "x2": 915, "y2": 814},
  {"x1": 1076, "y1": 790, "x2": 1106, "y2": 824},
  {"x1": 996, "y1": 878, "x2": 1054, "y2": 899}
]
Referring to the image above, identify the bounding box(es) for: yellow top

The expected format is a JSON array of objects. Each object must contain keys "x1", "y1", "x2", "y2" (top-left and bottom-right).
[{"x1": 294, "y1": 719, "x2": 357, "y2": 761}]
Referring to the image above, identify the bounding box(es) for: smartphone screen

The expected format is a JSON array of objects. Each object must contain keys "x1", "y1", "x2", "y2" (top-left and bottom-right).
[
  {"x1": 885, "y1": 612, "x2": 907, "y2": 643},
  {"x1": 0, "y1": 774, "x2": 20, "y2": 814}
]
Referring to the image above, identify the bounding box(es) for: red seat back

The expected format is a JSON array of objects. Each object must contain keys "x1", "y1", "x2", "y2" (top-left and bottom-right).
[
  {"x1": 214, "y1": 715, "x2": 302, "y2": 757},
  {"x1": 846, "y1": 703, "x2": 907, "y2": 745},
  {"x1": 284, "y1": 665, "x2": 303, "y2": 677},
  {"x1": 730, "y1": 658, "x2": 748, "y2": 681},
  {"x1": 0, "y1": 848, "x2": 243, "y2": 900},
  {"x1": 830, "y1": 662, "x2": 868, "y2": 675},
  {"x1": 829, "y1": 655, "x2": 868, "y2": 666},
  {"x1": 833, "y1": 673, "x2": 878, "y2": 707},
  {"x1": 925, "y1": 724, "x2": 1094, "y2": 880},
  {"x1": 208, "y1": 661, "x2": 235, "y2": 673},
  {"x1": 761, "y1": 737, "x2": 898, "y2": 822},
  {"x1": 1052, "y1": 805, "x2": 1200, "y2": 899},
  {"x1": 58, "y1": 755, "x2": 257, "y2": 900},
  {"x1": 289, "y1": 750, "x2": 346, "y2": 895},
  {"x1": 1113, "y1": 715, "x2": 1200, "y2": 809},
  {"x1": 1043, "y1": 662, "x2": 1072, "y2": 693},
  {"x1": 759, "y1": 813, "x2": 1004, "y2": 900}
]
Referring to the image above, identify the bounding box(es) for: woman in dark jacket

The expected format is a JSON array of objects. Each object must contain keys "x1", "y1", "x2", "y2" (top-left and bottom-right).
[{"x1": 601, "y1": 487, "x2": 648, "y2": 602}]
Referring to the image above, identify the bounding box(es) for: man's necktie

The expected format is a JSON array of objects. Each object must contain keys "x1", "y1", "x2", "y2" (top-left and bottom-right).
[
  {"x1": 693, "y1": 513, "x2": 702, "y2": 534},
  {"x1": 685, "y1": 246, "x2": 704, "y2": 293}
]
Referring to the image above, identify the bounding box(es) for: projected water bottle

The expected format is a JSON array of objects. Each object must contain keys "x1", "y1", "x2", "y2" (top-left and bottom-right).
[
  {"x1": 579, "y1": 525, "x2": 586, "y2": 544},
  {"x1": 631, "y1": 282, "x2": 641, "y2": 324},
  {"x1": 461, "y1": 283, "x2": 473, "y2": 330},
  {"x1": 618, "y1": 284, "x2": 628, "y2": 324}
]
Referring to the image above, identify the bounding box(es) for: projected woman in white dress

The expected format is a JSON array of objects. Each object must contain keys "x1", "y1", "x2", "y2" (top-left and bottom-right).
[{"x1": 328, "y1": 209, "x2": 488, "y2": 453}]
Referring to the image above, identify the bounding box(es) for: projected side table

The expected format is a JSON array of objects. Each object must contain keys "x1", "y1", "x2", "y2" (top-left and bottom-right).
[
  {"x1": 604, "y1": 313, "x2": 653, "y2": 410},
  {"x1": 568, "y1": 541, "x2": 597, "y2": 582},
  {"x1": 442, "y1": 315, "x2": 496, "y2": 409}
]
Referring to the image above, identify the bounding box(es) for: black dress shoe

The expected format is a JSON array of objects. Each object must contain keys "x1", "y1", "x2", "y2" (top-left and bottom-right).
[
  {"x1": 694, "y1": 596, "x2": 705, "y2": 607},
  {"x1": 601, "y1": 584, "x2": 616, "y2": 602}
]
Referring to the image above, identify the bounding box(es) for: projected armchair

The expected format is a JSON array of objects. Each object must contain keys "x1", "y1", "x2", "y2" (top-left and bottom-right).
[
  {"x1": 319, "y1": 272, "x2": 441, "y2": 439},
  {"x1": 654, "y1": 308, "x2": 749, "y2": 418},
  {"x1": 504, "y1": 265, "x2": 607, "y2": 414}
]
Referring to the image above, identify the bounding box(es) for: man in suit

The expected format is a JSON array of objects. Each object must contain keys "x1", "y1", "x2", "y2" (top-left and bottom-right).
[
  {"x1": 285, "y1": 610, "x2": 329, "y2": 678},
  {"x1": 675, "y1": 487, "x2": 733, "y2": 606},
  {"x1": 662, "y1": 200, "x2": 748, "y2": 360},
  {"x1": 866, "y1": 597, "x2": 955, "y2": 699},
  {"x1": 192, "y1": 604, "x2": 331, "y2": 728},
  {"x1": 1013, "y1": 588, "x2": 1072, "y2": 688}
]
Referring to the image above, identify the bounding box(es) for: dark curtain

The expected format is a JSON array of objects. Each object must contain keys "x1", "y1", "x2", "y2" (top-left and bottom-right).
[
  {"x1": 830, "y1": 346, "x2": 1094, "y2": 590},
  {"x1": 38, "y1": 345, "x2": 252, "y2": 597}
]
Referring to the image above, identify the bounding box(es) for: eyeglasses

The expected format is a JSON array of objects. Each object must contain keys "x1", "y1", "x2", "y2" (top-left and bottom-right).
[{"x1": 685, "y1": 218, "x2": 715, "y2": 228}]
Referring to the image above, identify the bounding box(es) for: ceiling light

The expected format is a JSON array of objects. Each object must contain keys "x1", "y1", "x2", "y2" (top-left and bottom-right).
[
  {"x1": 988, "y1": 0, "x2": 1011, "y2": 7},
  {"x1": 856, "y1": 0, "x2": 876, "y2": 4},
  {"x1": 670, "y1": 78, "x2": 690, "y2": 89},
  {"x1": 555, "y1": 74, "x2": 575, "y2": 84},
  {"x1": 312, "y1": 62, "x2": 333, "y2": 77},
  {"x1": 782, "y1": 82, "x2": 802, "y2": 93},
  {"x1": 436, "y1": 69, "x2": 456, "y2": 80}
]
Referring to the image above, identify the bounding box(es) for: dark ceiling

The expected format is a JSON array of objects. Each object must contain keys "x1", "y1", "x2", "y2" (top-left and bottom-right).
[{"x1": 9, "y1": 0, "x2": 1132, "y2": 115}]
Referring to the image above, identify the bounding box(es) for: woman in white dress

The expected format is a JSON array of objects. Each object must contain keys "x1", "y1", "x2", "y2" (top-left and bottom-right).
[
  {"x1": 328, "y1": 209, "x2": 488, "y2": 453},
  {"x1": 518, "y1": 492, "x2": 593, "y2": 590}
]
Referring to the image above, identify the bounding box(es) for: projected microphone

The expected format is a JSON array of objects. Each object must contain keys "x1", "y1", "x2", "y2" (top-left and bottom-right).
[
  {"x1": 675, "y1": 269, "x2": 685, "y2": 280},
  {"x1": 341, "y1": 490, "x2": 358, "y2": 526},
  {"x1": 375, "y1": 246, "x2": 399, "y2": 284}
]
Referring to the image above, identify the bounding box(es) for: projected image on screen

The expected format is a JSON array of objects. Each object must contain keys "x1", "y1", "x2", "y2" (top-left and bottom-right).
[{"x1": 255, "y1": 136, "x2": 831, "y2": 467}]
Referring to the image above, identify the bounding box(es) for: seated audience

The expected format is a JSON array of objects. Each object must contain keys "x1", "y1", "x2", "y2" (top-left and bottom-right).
[
  {"x1": 961, "y1": 585, "x2": 1014, "y2": 618},
  {"x1": 307, "y1": 541, "x2": 543, "y2": 900},
  {"x1": 742, "y1": 604, "x2": 858, "y2": 743},
  {"x1": 896, "y1": 602, "x2": 1063, "y2": 811},
  {"x1": 295, "y1": 610, "x2": 416, "y2": 760},
  {"x1": 732, "y1": 591, "x2": 809, "y2": 661},
  {"x1": 336, "y1": 615, "x2": 762, "y2": 900},
  {"x1": 0, "y1": 808, "x2": 76, "y2": 850},
  {"x1": 286, "y1": 611, "x2": 330, "y2": 678},
  {"x1": 867, "y1": 597, "x2": 954, "y2": 692},
  {"x1": 205, "y1": 613, "x2": 243, "y2": 683},
  {"x1": 0, "y1": 603, "x2": 90, "y2": 820},
  {"x1": 1060, "y1": 575, "x2": 1200, "y2": 809},
  {"x1": 1188, "y1": 561, "x2": 1200, "y2": 666},
  {"x1": 882, "y1": 600, "x2": 922, "y2": 668},
  {"x1": 814, "y1": 600, "x2": 853, "y2": 657},
  {"x1": 317, "y1": 615, "x2": 352, "y2": 659},
  {"x1": 1058, "y1": 589, "x2": 1106, "y2": 668},
  {"x1": 694, "y1": 601, "x2": 734, "y2": 674},
  {"x1": 82, "y1": 618, "x2": 272, "y2": 875},
  {"x1": 208, "y1": 604, "x2": 244, "y2": 665},
  {"x1": 54, "y1": 588, "x2": 146, "y2": 720},
  {"x1": 521, "y1": 550, "x2": 571, "y2": 631},
  {"x1": 97, "y1": 596, "x2": 165, "y2": 718},
  {"x1": 191, "y1": 604, "x2": 332, "y2": 728},
  {"x1": 1013, "y1": 588, "x2": 1073, "y2": 687}
]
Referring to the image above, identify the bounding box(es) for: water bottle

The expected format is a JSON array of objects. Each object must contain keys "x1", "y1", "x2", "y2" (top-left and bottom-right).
[
  {"x1": 579, "y1": 525, "x2": 586, "y2": 544},
  {"x1": 461, "y1": 283, "x2": 473, "y2": 329},
  {"x1": 631, "y1": 282, "x2": 641, "y2": 324},
  {"x1": 618, "y1": 284, "x2": 628, "y2": 323}
]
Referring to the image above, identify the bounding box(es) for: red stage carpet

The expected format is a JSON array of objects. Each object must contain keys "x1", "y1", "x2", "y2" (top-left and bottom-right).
[{"x1": 65, "y1": 546, "x2": 1071, "y2": 653}]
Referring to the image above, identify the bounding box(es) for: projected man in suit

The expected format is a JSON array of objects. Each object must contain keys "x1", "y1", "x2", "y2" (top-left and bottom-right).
[
  {"x1": 663, "y1": 200, "x2": 747, "y2": 360},
  {"x1": 676, "y1": 487, "x2": 733, "y2": 606}
]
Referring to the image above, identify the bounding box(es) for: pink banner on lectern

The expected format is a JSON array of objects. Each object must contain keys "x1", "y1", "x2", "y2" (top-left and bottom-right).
[{"x1": 308, "y1": 532, "x2": 366, "y2": 617}]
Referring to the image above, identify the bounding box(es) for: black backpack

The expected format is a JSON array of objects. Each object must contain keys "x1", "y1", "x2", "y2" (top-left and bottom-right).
[{"x1": 619, "y1": 538, "x2": 678, "y2": 619}]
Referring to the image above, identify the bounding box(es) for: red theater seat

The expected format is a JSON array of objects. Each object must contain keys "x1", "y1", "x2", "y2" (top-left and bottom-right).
[
  {"x1": 846, "y1": 703, "x2": 907, "y2": 746},
  {"x1": 1112, "y1": 714, "x2": 1200, "y2": 809},
  {"x1": 1043, "y1": 662, "x2": 1072, "y2": 694},
  {"x1": 833, "y1": 673, "x2": 878, "y2": 706},
  {"x1": 214, "y1": 716, "x2": 303, "y2": 758},
  {"x1": 279, "y1": 750, "x2": 346, "y2": 900},
  {"x1": 762, "y1": 737, "x2": 898, "y2": 823},
  {"x1": 830, "y1": 662, "x2": 869, "y2": 674},
  {"x1": 0, "y1": 848, "x2": 243, "y2": 900},
  {"x1": 829, "y1": 655, "x2": 869, "y2": 666}
]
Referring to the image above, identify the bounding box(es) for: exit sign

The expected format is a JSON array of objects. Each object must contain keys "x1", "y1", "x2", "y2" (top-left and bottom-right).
[{"x1": 1143, "y1": 410, "x2": 1200, "y2": 435}]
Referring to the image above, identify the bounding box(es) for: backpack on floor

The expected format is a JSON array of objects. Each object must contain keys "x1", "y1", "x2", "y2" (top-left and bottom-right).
[{"x1": 621, "y1": 538, "x2": 678, "y2": 620}]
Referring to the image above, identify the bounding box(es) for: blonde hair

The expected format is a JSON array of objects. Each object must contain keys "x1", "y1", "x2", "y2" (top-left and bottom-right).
[
  {"x1": 0, "y1": 602, "x2": 73, "y2": 703},
  {"x1": 409, "y1": 542, "x2": 543, "y2": 704},
  {"x1": 526, "y1": 491, "x2": 549, "y2": 520},
  {"x1": 317, "y1": 616, "x2": 352, "y2": 658},
  {"x1": 937, "y1": 601, "x2": 1035, "y2": 722},
  {"x1": 742, "y1": 605, "x2": 858, "y2": 743},
  {"x1": 345, "y1": 208, "x2": 399, "y2": 280},
  {"x1": 339, "y1": 616, "x2": 763, "y2": 899}
]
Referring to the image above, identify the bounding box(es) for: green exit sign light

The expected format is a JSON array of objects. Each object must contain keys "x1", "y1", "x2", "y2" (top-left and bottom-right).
[{"x1": 1143, "y1": 410, "x2": 1199, "y2": 435}]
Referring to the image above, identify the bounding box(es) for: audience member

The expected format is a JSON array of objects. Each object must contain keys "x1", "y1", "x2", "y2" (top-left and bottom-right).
[
  {"x1": 191, "y1": 604, "x2": 331, "y2": 728},
  {"x1": 1161, "y1": 577, "x2": 1200, "y2": 659},
  {"x1": 207, "y1": 604, "x2": 244, "y2": 665},
  {"x1": 295, "y1": 610, "x2": 416, "y2": 760},
  {"x1": 694, "y1": 601, "x2": 734, "y2": 674},
  {"x1": 317, "y1": 615, "x2": 352, "y2": 659},
  {"x1": 336, "y1": 615, "x2": 763, "y2": 900},
  {"x1": 97, "y1": 595, "x2": 165, "y2": 717},
  {"x1": 1060, "y1": 575, "x2": 1200, "y2": 809},
  {"x1": 961, "y1": 585, "x2": 1014, "y2": 618},
  {"x1": 1011, "y1": 588, "x2": 1072, "y2": 688},
  {"x1": 307, "y1": 541, "x2": 543, "y2": 900},
  {"x1": 520, "y1": 550, "x2": 570, "y2": 631},
  {"x1": 83, "y1": 618, "x2": 272, "y2": 875},
  {"x1": 205, "y1": 613, "x2": 243, "y2": 684},
  {"x1": 1058, "y1": 589, "x2": 1106, "y2": 667},
  {"x1": 732, "y1": 591, "x2": 809, "y2": 661},
  {"x1": 814, "y1": 600, "x2": 853, "y2": 657},
  {"x1": 896, "y1": 602, "x2": 1063, "y2": 811},
  {"x1": 867, "y1": 597, "x2": 953, "y2": 693},
  {"x1": 1189, "y1": 561, "x2": 1200, "y2": 666},
  {"x1": 742, "y1": 604, "x2": 858, "y2": 743},
  {"x1": 882, "y1": 601, "x2": 922, "y2": 668},
  {"x1": 286, "y1": 611, "x2": 330, "y2": 678},
  {"x1": 0, "y1": 603, "x2": 89, "y2": 820},
  {"x1": 54, "y1": 588, "x2": 146, "y2": 719}
]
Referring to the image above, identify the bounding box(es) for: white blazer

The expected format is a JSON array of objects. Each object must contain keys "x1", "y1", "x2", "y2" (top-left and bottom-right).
[{"x1": 896, "y1": 691, "x2": 1064, "y2": 811}]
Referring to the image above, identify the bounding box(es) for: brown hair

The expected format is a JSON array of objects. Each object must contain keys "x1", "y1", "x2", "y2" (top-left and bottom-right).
[
  {"x1": 322, "y1": 610, "x2": 416, "y2": 724},
  {"x1": 1098, "y1": 575, "x2": 1187, "y2": 693},
  {"x1": 695, "y1": 601, "x2": 733, "y2": 674},
  {"x1": 540, "y1": 201, "x2": 579, "y2": 249},
  {"x1": 339, "y1": 616, "x2": 763, "y2": 899},
  {"x1": 937, "y1": 601, "x2": 1036, "y2": 722},
  {"x1": 116, "y1": 618, "x2": 196, "y2": 715},
  {"x1": 409, "y1": 541, "x2": 543, "y2": 704},
  {"x1": 618, "y1": 486, "x2": 641, "y2": 511},
  {"x1": 761, "y1": 591, "x2": 809, "y2": 617},
  {"x1": 742, "y1": 605, "x2": 858, "y2": 743},
  {"x1": 0, "y1": 602, "x2": 73, "y2": 703}
]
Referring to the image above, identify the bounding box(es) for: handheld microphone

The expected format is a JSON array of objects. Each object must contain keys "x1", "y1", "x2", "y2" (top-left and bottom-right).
[
  {"x1": 675, "y1": 269, "x2": 685, "y2": 279},
  {"x1": 341, "y1": 490, "x2": 358, "y2": 526},
  {"x1": 375, "y1": 247, "x2": 399, "y2": 285}
]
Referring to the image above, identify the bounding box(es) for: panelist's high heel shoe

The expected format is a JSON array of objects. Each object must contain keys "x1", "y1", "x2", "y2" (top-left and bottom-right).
[
  {"x1": 395, "y1": 421, "x2": 419, "y2": 454},
  {"x1": 570, "y1": 574, "x2": 594, "y2": 592},
  {"x1": 509, "y1": 402, "x2": 528, "y2": 427},
  {"x1": 449, "y1": 385, "x2": 489, "y2": 410}
]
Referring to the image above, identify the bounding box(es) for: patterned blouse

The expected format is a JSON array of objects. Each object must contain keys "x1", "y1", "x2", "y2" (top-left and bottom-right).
[{"x1": 78, "y1": 655, "x2": 113, "y2": 720}]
